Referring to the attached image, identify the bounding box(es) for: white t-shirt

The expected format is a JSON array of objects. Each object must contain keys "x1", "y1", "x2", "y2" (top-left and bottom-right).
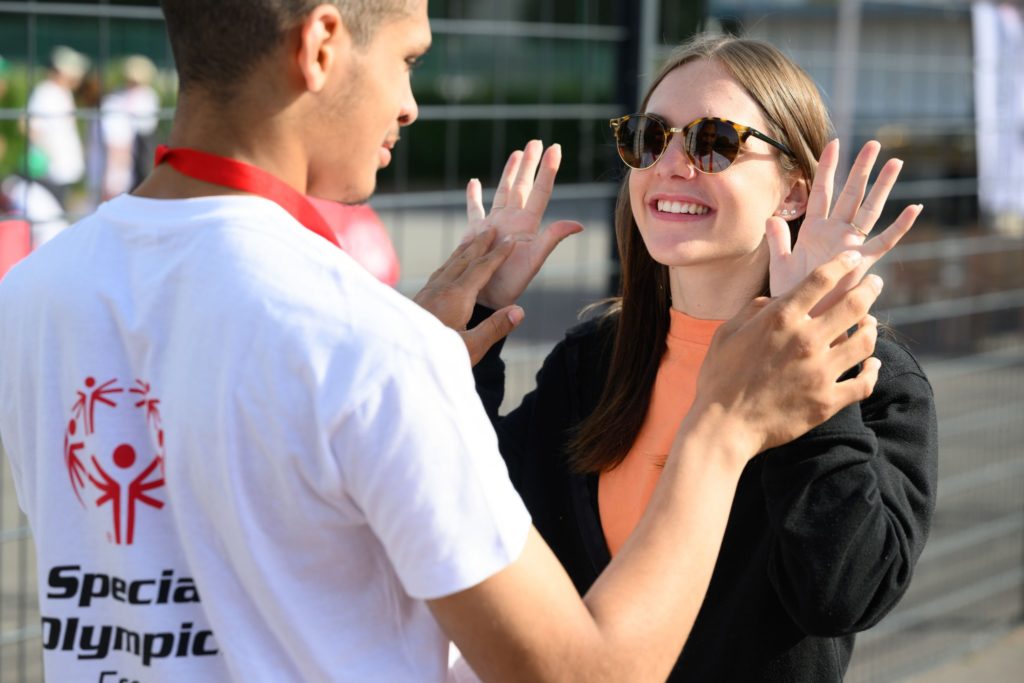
[
  {"x1": 0, "y1": 194, "x2": 531, "y2": 682},
  {"x1": 27, "y1": 79, "x2": 85, "y2": 186}
]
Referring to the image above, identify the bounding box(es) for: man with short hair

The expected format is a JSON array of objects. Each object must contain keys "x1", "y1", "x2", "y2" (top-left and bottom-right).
[{"x1": 0, "y1": 2, "x2": 883, "y2": 681}]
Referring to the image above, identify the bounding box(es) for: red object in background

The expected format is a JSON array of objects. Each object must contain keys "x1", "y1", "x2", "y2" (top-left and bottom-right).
[
  {"x1": 0, "y1": 219, "x2": 31, "y2": 281},
  {"x1": 307, "y1": 198, "x2": 400, "y2": 286}
]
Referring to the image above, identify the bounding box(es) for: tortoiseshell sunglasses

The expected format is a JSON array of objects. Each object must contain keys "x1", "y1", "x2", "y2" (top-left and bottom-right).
[{"x1": 610, "y1": 113, "x2": 795, "y2": 173}]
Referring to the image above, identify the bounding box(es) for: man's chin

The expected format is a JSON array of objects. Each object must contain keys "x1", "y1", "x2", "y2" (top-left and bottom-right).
[{"x1": 307, "y1": 179, "x2": 376, "y2": 206}]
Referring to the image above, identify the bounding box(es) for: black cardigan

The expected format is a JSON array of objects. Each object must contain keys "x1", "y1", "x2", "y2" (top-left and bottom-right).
[{"x1": 473, "y1": 308, "x2": 938, "y2": 682}]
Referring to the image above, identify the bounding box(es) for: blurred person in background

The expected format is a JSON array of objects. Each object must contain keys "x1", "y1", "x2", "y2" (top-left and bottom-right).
[
  {"x1": 100, "y1": 54, "x2": 160, "y2": 199},
  {"x1": 2, "y1": 54, "x2": 69, "y2": 246},
  {"x1": 26, "y1": 45, "x2": 89, "y2": 208},
  {"x1": 461, "y1": 33, "x2": 938, "y2": 682},
  {"x1": 77, "y1": 67, "x2": 106, "y2": 209}
]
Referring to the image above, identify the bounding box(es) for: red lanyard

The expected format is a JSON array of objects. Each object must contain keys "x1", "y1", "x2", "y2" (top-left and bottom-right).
[{"x1": 154, "y1": 145, "x2": 341, "y2": 249}]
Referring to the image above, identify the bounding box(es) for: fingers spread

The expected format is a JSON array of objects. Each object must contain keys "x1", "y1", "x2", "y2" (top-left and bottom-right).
[
  {"x1": 806, "y1": 138, "x2": 839, "y2": 220},
  {"x1": 523, "y1": 144, "x2": 562, "y2": 219},
  {"x1": 833, "y1": 140, "x2": 881, "y2": 222},
  {"x1": 492, "y1": 150, "x2": 523, "y2": 210},
  {"x1": 509, "y1": 140, "x2": 544, "y2": 208},
  {"x1": 851, "y1": 158, "x2": 903, "y2": 235},
  {"x1": 466, "y1": 178, "x2": 485, "y2": 227},
  {"x1": 861, "y1": 203, "x2": 923, "y2": 262}
]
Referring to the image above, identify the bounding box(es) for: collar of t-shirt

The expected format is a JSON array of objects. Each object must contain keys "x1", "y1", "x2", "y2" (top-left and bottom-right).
[{"x1": 153, "y1": 145, "x2": 341, "y2": 249}]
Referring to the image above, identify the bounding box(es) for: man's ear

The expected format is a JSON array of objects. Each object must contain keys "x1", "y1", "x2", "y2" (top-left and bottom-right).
[{"x1": 296, "y1": 5, "x2": 350, "y2": 93}]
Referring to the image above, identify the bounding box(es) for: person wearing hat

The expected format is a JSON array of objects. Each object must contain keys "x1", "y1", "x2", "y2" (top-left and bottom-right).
[
  {"x1": 100, "y1": 55, "x2": 161, "y2": 198},
  {"x1": 26, "y1": 45, "x2": 90, "y2": 207}
]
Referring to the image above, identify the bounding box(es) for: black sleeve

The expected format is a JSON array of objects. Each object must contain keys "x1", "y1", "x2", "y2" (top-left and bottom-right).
[
  {"x1": 469, "y1": 304, "x2": 507, "y2": 424},
  {"x1": 760, "y1": 339, "x2": 938, "y2": 636},
  {"x1": 470, "y1": 305, "x2": 586, "y2": 494}
]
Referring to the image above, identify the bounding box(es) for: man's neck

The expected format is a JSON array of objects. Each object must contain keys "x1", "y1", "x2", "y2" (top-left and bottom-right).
[{"x1": 133, "y1": 92, "x2": 308, "y2": 201}]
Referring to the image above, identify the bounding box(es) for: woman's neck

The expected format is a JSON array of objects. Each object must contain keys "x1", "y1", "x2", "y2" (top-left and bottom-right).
[{"x1": 668, "y1": 248, "x2": 769, "y2": 320}]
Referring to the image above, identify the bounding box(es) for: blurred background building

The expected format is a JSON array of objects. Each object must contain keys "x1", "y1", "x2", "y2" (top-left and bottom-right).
[{"x1": 1, "y1": 1, "x2": 1022, "y2": 681}]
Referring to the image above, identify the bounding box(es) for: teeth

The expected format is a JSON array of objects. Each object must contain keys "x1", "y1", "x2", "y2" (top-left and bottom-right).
[{"x1": 656, "y1": 200, "x2": 709, "y2": 215}]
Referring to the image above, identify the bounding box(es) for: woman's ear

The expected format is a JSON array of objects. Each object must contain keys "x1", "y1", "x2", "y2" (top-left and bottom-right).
[
  {"x1": 777, "y1": 175, "x2": 809, "y2": 220},
  {"x1": 296, "y1": 5, "x2": 349, "y2": 93}
]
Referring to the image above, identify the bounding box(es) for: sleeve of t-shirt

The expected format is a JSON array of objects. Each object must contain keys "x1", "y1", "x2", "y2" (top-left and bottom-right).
[{"x1": 329, "y1": 327, "x2": 532, "y2": 601}]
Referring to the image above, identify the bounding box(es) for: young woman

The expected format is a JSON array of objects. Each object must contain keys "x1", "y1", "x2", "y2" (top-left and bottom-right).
[{"x1": 464, "y1": 34, "x2": 938, "y2": 681}]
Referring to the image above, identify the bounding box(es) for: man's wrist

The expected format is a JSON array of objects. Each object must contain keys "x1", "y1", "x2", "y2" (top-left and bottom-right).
[{"x1": 673, "y1": 401, "x2": 762, "y2": 476}]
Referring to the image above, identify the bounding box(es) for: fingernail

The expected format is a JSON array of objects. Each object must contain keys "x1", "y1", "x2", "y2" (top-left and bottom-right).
[
  {"x1": 842, "y1": 250, "x2": 863, "y2": 265},
  {"x1": 507, "y1": 306, "x2": 524, "y2": 325},
  {"x1": 868, "y1": 275, "x2": 884, "y2": 292}
]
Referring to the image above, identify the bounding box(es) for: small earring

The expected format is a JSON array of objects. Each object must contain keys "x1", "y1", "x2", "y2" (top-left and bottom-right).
[{"x1": 779, "y1": 209, "x2": 793, "y2": 217}]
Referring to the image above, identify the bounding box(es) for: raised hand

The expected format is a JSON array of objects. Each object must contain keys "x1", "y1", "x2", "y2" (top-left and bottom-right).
[
  {"x1": 465, "y1": 140, "x2": 584, "y2": 309},
  {"x1": 767, "y1": 139, "x2": 922, "y2": 315},
  {"x1": 693, "y1": 250, "x2": 883, "y2": 457},
  {"x1": 413, "y1": 229, "x2": 524, "y2": 365}
]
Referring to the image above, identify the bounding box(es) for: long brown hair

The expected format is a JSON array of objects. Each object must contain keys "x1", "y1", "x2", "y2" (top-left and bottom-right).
[{"x1": 569, "y1": 33, "x2": 834, "y2": 474}]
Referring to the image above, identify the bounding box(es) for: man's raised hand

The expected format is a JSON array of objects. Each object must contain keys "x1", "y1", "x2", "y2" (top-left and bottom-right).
[{"x1": 413, "y1": 229, "x2": 524, "y2": 365}]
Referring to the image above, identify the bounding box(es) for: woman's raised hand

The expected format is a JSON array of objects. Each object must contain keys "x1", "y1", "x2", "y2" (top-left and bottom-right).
[
  {"x1": 464, "y1": 140, "x2": 584, "y2": 309},
  {"x1": 766, "y1": 139, "x2": 922, "y2": 315}
]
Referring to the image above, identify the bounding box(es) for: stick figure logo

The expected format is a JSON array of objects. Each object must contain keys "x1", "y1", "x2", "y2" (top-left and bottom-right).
[{"x1": 64, "y1": 377, "x2": 166, "y2": 544}]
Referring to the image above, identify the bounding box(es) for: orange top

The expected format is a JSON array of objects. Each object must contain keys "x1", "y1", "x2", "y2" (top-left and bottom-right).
[{"x1": 598, "y1": 309, "x2": 724, "y2": 556}]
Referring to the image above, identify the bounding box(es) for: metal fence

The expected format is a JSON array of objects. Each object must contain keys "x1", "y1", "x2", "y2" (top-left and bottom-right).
[{"x1": 2, "y1": 1, "x2": 1023, "y2": 682}]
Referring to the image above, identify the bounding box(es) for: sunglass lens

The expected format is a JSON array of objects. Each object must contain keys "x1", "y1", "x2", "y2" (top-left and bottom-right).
[
  {"x1": 616, "y1": 115, "x2": 665, "y2": 169},
  {"x1": 684, "y1": 120, "x2": 741, "y2": 173}
]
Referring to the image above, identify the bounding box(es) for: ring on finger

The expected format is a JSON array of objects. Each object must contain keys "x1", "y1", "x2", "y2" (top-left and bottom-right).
[{"x1": 848, "y1": 220, "x2": 869, "y2": 238}]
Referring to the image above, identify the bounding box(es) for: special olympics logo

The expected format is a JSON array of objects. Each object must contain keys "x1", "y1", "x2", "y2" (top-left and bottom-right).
[{"x1": 64, "y1": 377, "x2": 165, "y2": 545}]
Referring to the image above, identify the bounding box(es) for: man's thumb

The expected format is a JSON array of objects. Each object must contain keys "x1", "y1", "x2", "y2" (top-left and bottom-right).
[{"x1": 464, "y1": 305, "x2": 524, "y2": 366}]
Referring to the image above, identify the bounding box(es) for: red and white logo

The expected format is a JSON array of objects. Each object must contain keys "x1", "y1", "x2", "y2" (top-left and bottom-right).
[{"x1": 64, "y1": 377, "x2": 166, "y2": 545}]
